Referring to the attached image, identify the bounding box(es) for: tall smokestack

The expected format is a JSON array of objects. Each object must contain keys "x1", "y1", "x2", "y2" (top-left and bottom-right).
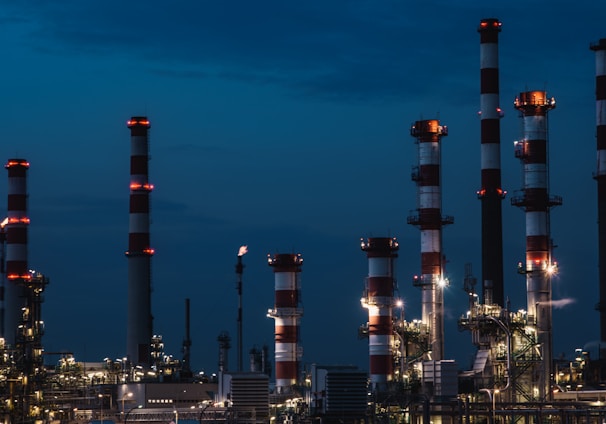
[
  {"x1": 4, "y1": 159, "x2": 30, "y2": 345},
  {"x1": 0, "y1": 221, "x2": 6, "y2": 338},
  {"x1": 360, "y1": 237, "x2": 399, "y2": 392},
  {"x1": 408, "y1": 120, "x2": 452, "y2": 361},
  {"x1": 512, "y1": 91, "x2": 560, "y2": 401},
  {"x1": 236, "y1": 245, "x2": 247, "y2": 372},
  {"x1": 267, "y1": 253, "x2": 303, "y2": 393},
  {"x1": 591, "y1": 39, "x2": 606, "y2": 346},
  {"x1": 126, "y1": 116, "x2": 154, "y2": 366},
  {"x1": 478, "y1": 18, "x2": 506, "y2": 306}
]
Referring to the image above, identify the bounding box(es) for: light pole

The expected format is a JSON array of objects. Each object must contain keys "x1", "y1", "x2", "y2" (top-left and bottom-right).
[
  {"x1": 98, "y1": 394, "x2": 103, "y2": 424},
  {"x1": 198, "y1": 401, "x2": 211, "y2": 424},
  {"x1": 124, "y1": 405, "x2": 141, "y2": 424},
  {"x1": 120, "y1": 392, "x2": 133, "y2": 413}
]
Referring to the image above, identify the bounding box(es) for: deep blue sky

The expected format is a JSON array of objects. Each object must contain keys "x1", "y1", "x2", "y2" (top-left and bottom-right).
[{"x1": 1, "y1": 1, "x2": 605, "y2": 374}]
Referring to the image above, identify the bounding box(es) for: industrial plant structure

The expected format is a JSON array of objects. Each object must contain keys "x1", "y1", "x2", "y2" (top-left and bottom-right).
[
  {"x1": 592, "y1": 38, "x2": 606, "y2": 365},
  {"x1": 3, "y1": 159, "x2": 31, "y2": 347},
  {"x1": 359, "y1": 237, "x2": 399, "y2": 392},
  {"x1": 408, "y1": 118, "x2": 452, "y2": 363},
  {"x1": 126, "y1": 117, "x2": 154, "y2": 368},
  {"x1": 477, "y1": 18, "x2": 506, "y2": 307},
  {"x1": 267, "y1": 253, "x2": 304, "y2": 394},
  {"x1": 0, "y1": 16, "x2": 605, "y2": 424}
]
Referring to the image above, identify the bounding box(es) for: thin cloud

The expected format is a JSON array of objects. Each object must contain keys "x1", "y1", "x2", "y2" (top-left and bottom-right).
[{"x1": 2, "y1": 1, "x2": 485, "y2": 102}]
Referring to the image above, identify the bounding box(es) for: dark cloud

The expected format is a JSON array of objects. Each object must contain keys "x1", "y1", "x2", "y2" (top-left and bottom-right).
[{"x1": 2, "y1": 1, "x2": 486, "y2": 102}]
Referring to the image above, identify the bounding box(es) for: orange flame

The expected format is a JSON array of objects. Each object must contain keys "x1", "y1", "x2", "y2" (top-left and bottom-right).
[{"x1": 238, "y1": 245, "x2": 248, "y2": 257}]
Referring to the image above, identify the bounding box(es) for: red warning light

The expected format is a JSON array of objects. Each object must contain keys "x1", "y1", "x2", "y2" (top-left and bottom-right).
[
  {"x1": 7, "y1": 273, "x2": 32, "y2": 281},
  {"x1": 127, "y1": 118, "x2": 151, "y2": 127},
  {"x1": 130, "y1": 183, "x2": 154, "y2": 191},
  {"x1": 5, "y1": 160, "x2": 30, "y2": 169},
  {"x1": 7, "y1": 217, "x2": 30, "y2": 224}
]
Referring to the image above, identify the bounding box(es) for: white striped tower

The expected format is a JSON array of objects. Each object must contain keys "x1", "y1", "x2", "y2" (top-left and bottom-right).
[
  {"x1": 360, "y1": 237, "x2": 398, "y2": 392},
  {"x1": 4, "y1": 159, "x2": 30, "y2": 346},
  {"x1": 267, "y1": 253, "x2": 303, "y2": 393},
  {"x1": 408, "y1": 120, "x2": 452, "y2": 361},
  {"x1": 478, "y1": 18, "x2": 505, "y2": 307},
  {"x1": 126, "y1": 117, "x2": 154, "y2": 366},
  {"x1": 591, "y1": 39, "x2": 606, "y2": 344},
  {"x1": 512, "y1": 91, "x2": 560, "y2": 401}
]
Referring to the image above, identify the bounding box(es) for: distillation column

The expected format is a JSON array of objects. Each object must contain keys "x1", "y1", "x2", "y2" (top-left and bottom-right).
[
  {"x1": 478, "y1": 18, "x2": 505, "y2": 306},
  {"x1": 360, "y1": 237, "x2": 399, "y2": 391},
  {"x1": 267, "y1": 253, "x2": 303, "y2": 393},
  {"x1": 126, "y1": 117, "x2": 154, "y2": 366},
  {"x1": 408, "y1": 120, "x2": 452, "y2": 361},
  {"x1": 591, "y1": 39, "x2": 606, "y2": 346},
  {"x1": 4, "y1": 159, "x2": 30, "y2": 346},
  {"x1": 512, "y1": 91, "x2": 560, "y2": 401}
]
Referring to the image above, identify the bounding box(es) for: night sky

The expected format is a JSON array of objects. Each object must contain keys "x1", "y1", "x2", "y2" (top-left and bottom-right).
[{"x1": 1, "y1": 1, "x2": 605, "y2": 374}]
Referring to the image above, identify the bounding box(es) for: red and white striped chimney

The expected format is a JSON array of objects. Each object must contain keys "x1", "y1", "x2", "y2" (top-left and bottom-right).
[
  {"x1": 0, "y1": 223, "x2": 6, "y2": 338},
  {"x1": 512, "y1": 91, "x2": 560, "y2": 401},
  {"x1": 267, "y1": 253, "x2": 303, "y2": 393},
  {"x1": 360, "y1": 237, "x2": 398, "y2": 391},
  {"x1": 126, "y1": 117, "x2": 154, "y2": 366},
  {"x1": 4, "y1": 159, "x2": 30, "y2": 345},
  {"x1": 478, "y1": 18, "x2": 505, "y2": 307},
  {"x1": 591, "y1": 39, "x2": 606, "y2": 344},
  {"x1": 408, "y1": 120, "x2": 452, "y2": 361}
]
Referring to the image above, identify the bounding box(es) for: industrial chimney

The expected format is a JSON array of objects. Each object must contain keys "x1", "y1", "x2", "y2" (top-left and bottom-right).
[
  {"x1": 408, "y1": 120, "x2": 452, "y2": 361},
  {"x1": 267, "y1": 253, "x2": 303, "y2": 393},
  {"x1": 4, "y1": 159, "x2": 30, "y2": 346},
  {"x1": 478, "y1": 18, "x2": 506, "y2": 307},
  {"x1": 360, "y1": 237, "x2": 399, "y2": 392},
  {"x1": 512, "y1": 91, "x2": 560, "y2": 401},
  {"x1": 126, "y1": 117, "x2": 154, "y2": 367},
  {"x1": 591, "y1": 39, "x2": 606, "y2": 348}
]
